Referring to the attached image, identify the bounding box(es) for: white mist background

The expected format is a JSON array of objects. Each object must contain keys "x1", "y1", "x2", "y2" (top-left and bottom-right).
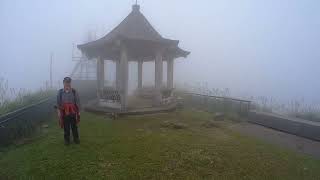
[{"x1": 1, "y1": 0, "x2": 319, "y2": 104}]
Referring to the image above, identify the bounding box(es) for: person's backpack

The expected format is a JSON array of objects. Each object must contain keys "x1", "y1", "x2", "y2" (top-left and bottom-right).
[{"x1": 58, "y1": 88, "x2": 77, "y2": 107}]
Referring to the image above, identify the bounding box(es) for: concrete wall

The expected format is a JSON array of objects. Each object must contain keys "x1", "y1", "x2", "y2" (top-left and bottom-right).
[{"x1": 249, "y1": 110, "x2": 320, "y2": 141}]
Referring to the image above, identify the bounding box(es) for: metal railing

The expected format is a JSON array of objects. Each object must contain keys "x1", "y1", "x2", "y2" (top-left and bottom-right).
[
  {"x1": 0, "y1": 97, "x2": 55, "y2": 146},
  {"x1": 181, "y1": 93, "x2": 251, "y2": 116}
]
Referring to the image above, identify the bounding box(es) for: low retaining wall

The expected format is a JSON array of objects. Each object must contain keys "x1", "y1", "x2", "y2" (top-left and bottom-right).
[
  {"x1": 0, "y1": 97, "x2": 55, "y2": 146},
  {"x1": 249, "y1": 110, "x2": 320, "y2": 141}
]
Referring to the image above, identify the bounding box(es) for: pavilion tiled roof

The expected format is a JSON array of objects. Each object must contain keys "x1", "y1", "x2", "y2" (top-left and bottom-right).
[{"x1": 78, "y1": 4, "x2": 190, "y2": 59}]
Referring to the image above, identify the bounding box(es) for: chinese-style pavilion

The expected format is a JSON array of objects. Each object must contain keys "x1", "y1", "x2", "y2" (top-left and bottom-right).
[{"x1": 78, "y1": 4, "x2": 190, "y2": 111}]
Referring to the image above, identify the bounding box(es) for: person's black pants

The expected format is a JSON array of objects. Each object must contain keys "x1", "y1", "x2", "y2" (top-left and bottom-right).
[{"x1": 63, "y1": 114, "x2": 79, "y2": 142}]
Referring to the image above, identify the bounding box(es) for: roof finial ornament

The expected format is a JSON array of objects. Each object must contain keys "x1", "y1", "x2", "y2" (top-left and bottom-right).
[{"x1": 132, "y1": 0, "x2": 140, "y2": 12}]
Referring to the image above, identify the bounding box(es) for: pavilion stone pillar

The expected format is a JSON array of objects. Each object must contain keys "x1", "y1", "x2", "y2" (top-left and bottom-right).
[
  {"x1": 120, "y1": 46, "x2": 129, "y2": 111},
  {"x1": 138, "y1": 61, "x2": 143, "y2": 89},
  {"x1": 154, "y1": 50, "x2": 163, "y2": 106},
  {"x1": 96, "y1": 57, "x2": 105, "y2": 98},
  {"x1": 101, "y1": 59, "x2": 105, "y2": 88},
  {"x1": 96, "y1": 58, "x2": 100, "y2": 98},
  {"x1": 116, "y1": 60, "x2": 121, "y2": 90},
  {"x1": 167, "y1": 57, "x2": 174, "y2": 89}
]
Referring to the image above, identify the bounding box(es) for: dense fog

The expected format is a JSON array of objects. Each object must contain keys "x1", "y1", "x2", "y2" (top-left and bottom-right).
[{"x1": 1, "y1": 0, "x2": 319, "y2": 103}]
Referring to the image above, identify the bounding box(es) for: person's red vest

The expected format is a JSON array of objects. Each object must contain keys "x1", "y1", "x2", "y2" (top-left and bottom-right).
[
  {"x1": 57, "y1": 89, "x2": 80, "y2": 128},
  {"x1": 58, "y1": 103, "x2": 80, "y2": 128}
]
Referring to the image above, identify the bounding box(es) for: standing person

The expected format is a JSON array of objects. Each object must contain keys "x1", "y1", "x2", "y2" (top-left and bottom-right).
[{"x1": 56, "y1": 77, "x2": 81, "y2": 145}]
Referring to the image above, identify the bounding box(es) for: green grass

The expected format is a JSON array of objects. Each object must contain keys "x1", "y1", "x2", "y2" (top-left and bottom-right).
[{"x1": 1, "y1": 110, "x2": 320, "y2": 179}]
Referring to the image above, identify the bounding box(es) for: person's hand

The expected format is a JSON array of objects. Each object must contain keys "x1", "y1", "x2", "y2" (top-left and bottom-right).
[{"x1": 54, "y1": 105, "x2": 64, "y2": 110}]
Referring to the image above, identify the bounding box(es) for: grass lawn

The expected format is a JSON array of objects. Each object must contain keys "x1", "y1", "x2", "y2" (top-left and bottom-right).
[{"x1": 1, "y1": 109, "x2": 320, "y2": 179}]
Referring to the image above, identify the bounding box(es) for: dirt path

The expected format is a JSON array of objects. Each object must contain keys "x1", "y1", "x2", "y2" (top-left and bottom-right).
[{"x1": 230, "y1": 122, "x2": 320, "y2": 159}]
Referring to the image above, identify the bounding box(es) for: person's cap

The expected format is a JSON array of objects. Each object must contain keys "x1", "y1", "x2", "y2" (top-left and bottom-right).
[{"x1": 63, "y1": 77, "x2": 72, "y2": 83}]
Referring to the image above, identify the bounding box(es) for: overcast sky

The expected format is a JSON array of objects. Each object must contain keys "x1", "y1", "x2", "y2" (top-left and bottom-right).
[{"x1": 1, "y1": 0, "x2": 319, "y2": 102}]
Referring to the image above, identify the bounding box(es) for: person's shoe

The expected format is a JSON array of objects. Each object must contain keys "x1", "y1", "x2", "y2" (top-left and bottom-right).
[{"x1": 74, "y1": 139, "x2": 80, "y2": 144}]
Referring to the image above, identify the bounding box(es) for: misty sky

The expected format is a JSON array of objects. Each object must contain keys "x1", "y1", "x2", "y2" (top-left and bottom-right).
[{"x1": 1, "y1": 0, "x2": 319, "y2": 103}]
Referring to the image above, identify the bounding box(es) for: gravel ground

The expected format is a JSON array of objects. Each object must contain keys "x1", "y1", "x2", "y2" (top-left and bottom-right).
[{"x1": 231, "y1": 122, "x2": 320, "y2": 159}]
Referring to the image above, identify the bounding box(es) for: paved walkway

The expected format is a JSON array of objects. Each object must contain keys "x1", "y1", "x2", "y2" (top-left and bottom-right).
[{"x1": 231, "y1": 122, "x2": 320, "y2": 159}]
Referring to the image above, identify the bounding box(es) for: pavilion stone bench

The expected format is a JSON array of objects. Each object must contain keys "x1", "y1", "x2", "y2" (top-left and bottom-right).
[
  {"x1": 135, "y1": 87, "x2": 175, "y2": 105},
  {"x1": 136, "y1": 87, "x2": 156, "y2": 99},
  {"x1": 161, "y1": 88, "x2": 175, "y2": 105}
]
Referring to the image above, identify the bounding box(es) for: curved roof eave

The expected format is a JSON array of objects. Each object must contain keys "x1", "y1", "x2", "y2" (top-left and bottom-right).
[{"x1": 77, "y1": 4, "x2": 190, "y2": 59}]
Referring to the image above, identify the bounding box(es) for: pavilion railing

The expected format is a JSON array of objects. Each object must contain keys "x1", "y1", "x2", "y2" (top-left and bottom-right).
[
  {"x1": 99, "y1": 88, "x2": 121, "y2": 103},
  {"x1": 180, "y1": 93, "x2": 251, "y2": 116}
]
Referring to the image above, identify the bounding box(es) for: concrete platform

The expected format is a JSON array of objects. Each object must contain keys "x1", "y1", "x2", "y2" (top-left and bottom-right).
[{"x1": 84, "y1": 96, "x2": 177, "y2": 116}]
